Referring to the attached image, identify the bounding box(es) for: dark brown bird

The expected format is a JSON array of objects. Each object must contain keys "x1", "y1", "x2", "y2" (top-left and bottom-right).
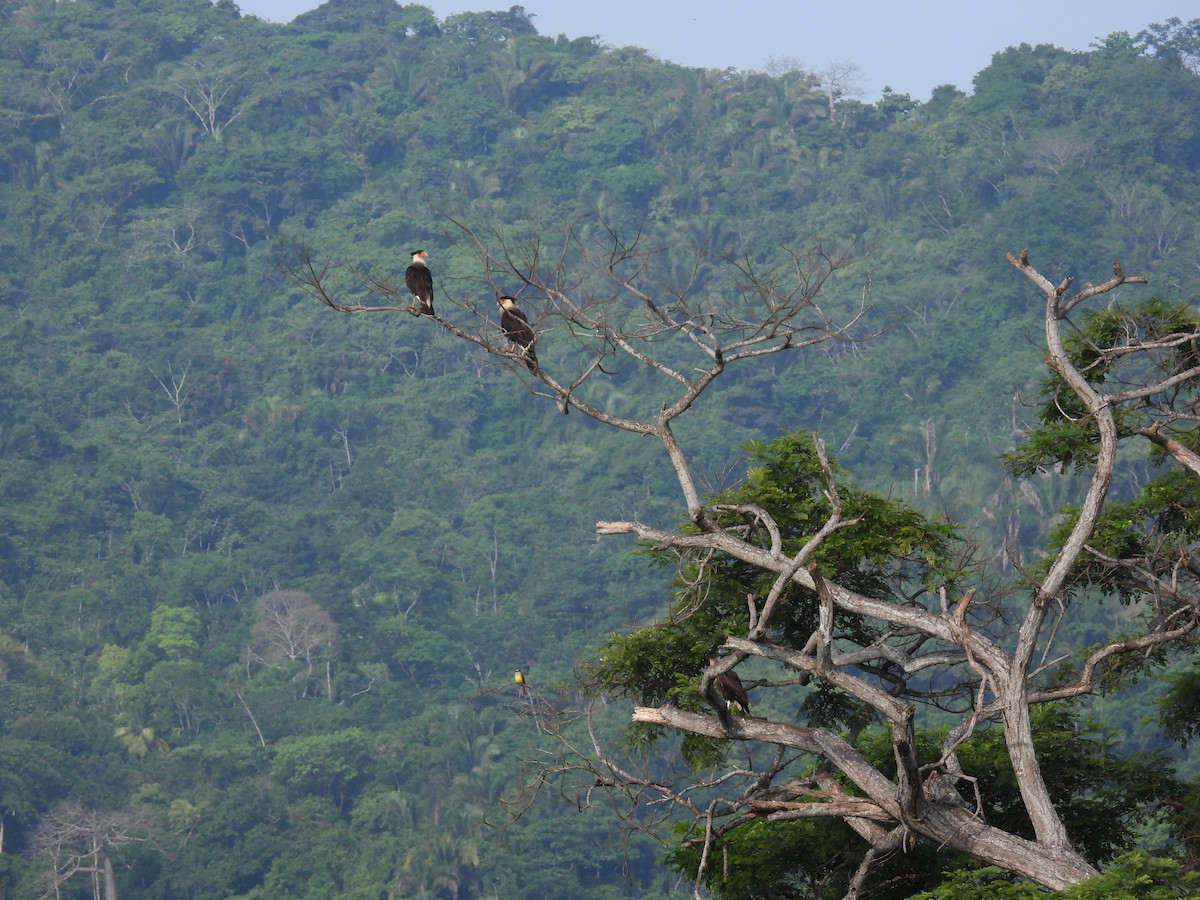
[
  {"x1": 708, "y1": 653, "x2": 750, "y2": 715},
  {"x1": 497, "y1": 295, "x2": 537, "y2": 371},
  {"x1": 405, "y1": 249, "x2": 434, "y2": 316}
]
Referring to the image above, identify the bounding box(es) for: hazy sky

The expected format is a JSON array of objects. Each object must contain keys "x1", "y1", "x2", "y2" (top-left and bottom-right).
[{"x1": 233, "y1": 0, "x2": 1187, "y2": 101}]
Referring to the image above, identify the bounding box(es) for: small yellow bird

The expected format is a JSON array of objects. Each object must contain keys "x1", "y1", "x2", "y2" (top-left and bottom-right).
[{"x1": 514, "y1": 669, "x2": 527, "y2": 697}]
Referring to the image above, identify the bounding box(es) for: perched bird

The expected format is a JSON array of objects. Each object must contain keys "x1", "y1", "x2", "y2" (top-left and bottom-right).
[
  {"x1": 497, "y1": 295, "x2": 538, "y2": 371},
  {"x1": 405, "y1": 249, "x2": 435, "y2": 316},
  {"x1": 708, "y1": 653, "x2": 750, "y2": 715},
  {"x1": 514, "y1": 668, "x2": 527, "y2": 697}
]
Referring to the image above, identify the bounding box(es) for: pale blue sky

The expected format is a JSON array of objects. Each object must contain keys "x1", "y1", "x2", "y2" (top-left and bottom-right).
[{"x1": 233, "y1": 0, "x2": 1188, "y2": 101}]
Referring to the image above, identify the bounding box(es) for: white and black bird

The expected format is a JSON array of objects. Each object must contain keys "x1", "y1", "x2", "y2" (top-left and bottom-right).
[
  {"x1": 497, "y1": 295, "x2": 537, "y2": 371},
  {"x1": 405, "y1": 249, "x2": 434, "y2": 316}
]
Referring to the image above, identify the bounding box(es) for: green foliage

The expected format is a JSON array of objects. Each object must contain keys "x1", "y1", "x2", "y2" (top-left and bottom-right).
[
  {"x1": 590, "y1": 432, "x2": 957, "y2": 752},
  {"x1": 952, "y1": 707, "x2": 1171, "y2": 862},
  {"x1": 912, "y1": 852, "x2": 1200, "y2": 899},
  {"x1": 1159, "y1": 657, "x2": 1200, "y2": 747},
  {"x1": 670, "y1": 707, "x2": 1174, "y2": 899},
  {"x1": 144, "y1": 604, "x2": 202, "y2": 660},
  {"x1": 1002, "y1": 299, "x2": 1200, "y2": 605},
  {"x1": 270, "y1": 728, "x2": 372, "y2": 813},
  {"x1": 0, "y1": 2, "x2": 1198, "y2": 896},
  {"x1": 666, "y1": 817, "x2": 857, "y2": 899},
  {"x1": 731, "y1": 434, "x2": 959, "y2": 582},
  {"x1": 1005, "y1": 299, "x2": 1200, "y2": 478},
  {"x1": 0, "y1": 737, "x2": 72, "y2": 849}
]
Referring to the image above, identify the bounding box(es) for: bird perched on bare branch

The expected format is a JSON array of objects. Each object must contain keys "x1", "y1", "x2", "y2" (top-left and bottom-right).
[
  {"x1": 708, "y1": 652, "x2": 750, "y2": 715},
  {"x1": 498, "y1": 295, "x2": 538, "y2": 371},
  {"x1": 405, "y1": 249, "x2": 434, "y2": 316}
]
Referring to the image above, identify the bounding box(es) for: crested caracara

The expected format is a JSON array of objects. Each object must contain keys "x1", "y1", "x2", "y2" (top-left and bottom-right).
[
  {"x1": 497, "y1": 295, "x2": 538, "y2": 371},
  {"x1": 405, "y1": 249, "x2": 434, "y2": 316}
]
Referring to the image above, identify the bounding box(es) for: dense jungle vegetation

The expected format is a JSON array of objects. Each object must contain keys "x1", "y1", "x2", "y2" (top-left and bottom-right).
[{"x1": 1, "y1": 0, "x2": 1200, "y2": 896}]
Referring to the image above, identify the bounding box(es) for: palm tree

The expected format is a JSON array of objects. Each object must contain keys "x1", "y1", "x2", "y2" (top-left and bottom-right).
[{"x1": 114, "y1": 717, "x2": 168, "y2": 758}]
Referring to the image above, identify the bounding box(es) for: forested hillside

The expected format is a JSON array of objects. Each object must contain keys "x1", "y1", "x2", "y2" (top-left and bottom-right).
[{"x1": 0, "y1": 0, "x2": 1199, "y2": 896}]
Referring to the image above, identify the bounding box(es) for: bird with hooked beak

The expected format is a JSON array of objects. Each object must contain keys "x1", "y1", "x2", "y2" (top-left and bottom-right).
[
  {"x1": 405, "y1": 249, "x2": 434, "y2": 316},
  {"x1": 497, "y1": 295, "x2": 538, "y2": 371}
]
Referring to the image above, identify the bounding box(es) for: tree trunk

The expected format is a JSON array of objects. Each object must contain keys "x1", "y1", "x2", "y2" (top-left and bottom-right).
[
  {"x1": 633, "y1": 705, "x2": 1099, "y2": 890},
  {"x1": 102, "y1": 850, "x2": 118, "y2": 900}
]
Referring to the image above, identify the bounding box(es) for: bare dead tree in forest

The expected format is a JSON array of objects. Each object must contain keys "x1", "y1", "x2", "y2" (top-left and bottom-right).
[
  {"x1": 284, "y1": 216, "x2": 864, "y2": 522},
  {"x1": 28, "y1": 800, "x2": 152, "y2": 900},
  {"x1": 247, "y1": 590, "x2": 340, "y2": 698},
  {"x1": 294, "y1": 225, "x2": 1200, "y2": 893}
]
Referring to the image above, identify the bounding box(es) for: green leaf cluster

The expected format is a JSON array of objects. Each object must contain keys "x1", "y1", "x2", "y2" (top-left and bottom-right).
[
  {"x1": 1003, "y1": 300, "x2": 1200, "y2": 602},
  {"x1": 912, "y1": 852, "x2": 1199, "y2": 899},
  {"x1": 590, "y1": 432, "x2": 958, "y2": 749}
]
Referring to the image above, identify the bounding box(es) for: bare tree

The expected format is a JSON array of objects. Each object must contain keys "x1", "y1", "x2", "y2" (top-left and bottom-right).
[
  {"x1": 36, "y1": 38, "x2": 116, "y2": 131},
  {"x1": 285, "y1": 215, "x2": 864, "y2": 507},
  {"x1": 817, "y1": 60, "x2": 863, "y2": 125},
  {"x1": 123, "y1": 207, "x2": 219, "y2": 270},
  {"x1": 165, "y1": 58, "x2": 255, "y2": 142},
  {"x1": 761, "y1": 55, "x2": 813, "y2": 83},
  {"x1": 248, "y1": 590, "x2": 340, "y2": 697},
  {"x1": 1028, "y1": 128, "x2": 1095, "y2": 175},
  {"x1": 293, "y1": 224, "x2": 1198, "y2": 893},
  {"x1": 28, "y1": 800, "x2": 151, "y2": 900}
]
